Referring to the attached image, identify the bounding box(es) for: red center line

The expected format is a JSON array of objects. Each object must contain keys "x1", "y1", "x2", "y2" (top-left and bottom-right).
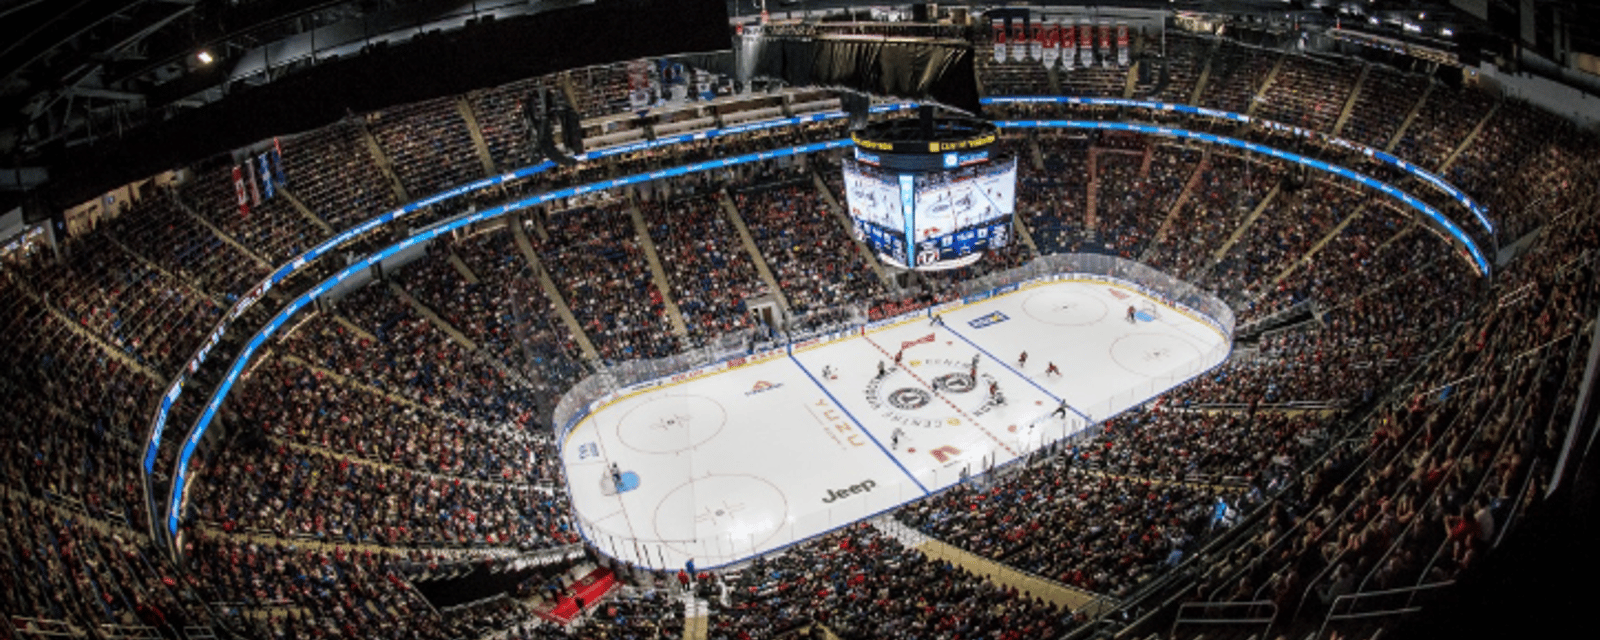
[{"x1": 861, "y1": 332, "x2": 1020, "y2": 458}]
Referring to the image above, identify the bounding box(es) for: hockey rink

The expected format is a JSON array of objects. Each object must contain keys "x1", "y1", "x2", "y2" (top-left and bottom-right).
[{"x1": 559, "y1": 279, "x2": 1230, "y2": 569}]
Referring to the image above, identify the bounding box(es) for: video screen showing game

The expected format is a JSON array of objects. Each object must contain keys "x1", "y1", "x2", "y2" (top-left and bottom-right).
[
  {"x1": 842, "y1": 159, "x2": 911, "y2": 266},
  {"x1": 910, "y1": 156, "x2": 1016, "y2": 268}
]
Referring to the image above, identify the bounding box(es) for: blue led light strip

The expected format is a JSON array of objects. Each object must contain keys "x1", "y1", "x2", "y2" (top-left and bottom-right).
[
  {"x1": 992, "y1": 119, "x2": 1491, "y2": 277},
  {"x1": 144, "y1": 105, "x2": 918, "y2": 479},
  {"x1": 980, "y1": 96, "x2": 1496, "y2": 237},
  {"x1": 159, "y1": 102, "x2": 1490, "y2": 539},
  {"x1": 167, "y1": 139, "x2": 851, "y2": 534}
]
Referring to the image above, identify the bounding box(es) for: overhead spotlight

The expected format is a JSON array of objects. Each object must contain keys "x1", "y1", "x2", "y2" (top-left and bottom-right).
[{"x1": 197, "y1": 50, "x2": 214, "y2": 65}]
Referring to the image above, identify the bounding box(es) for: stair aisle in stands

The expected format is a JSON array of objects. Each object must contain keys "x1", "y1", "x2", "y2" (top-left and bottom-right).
[
  {"x1": 278, "y1": 186, "x2": 337, "y2": 236},
  {"x1": 511, "y1": 212, "x2": 599, "y2": 361},
  {"x1": 171, "y1": 195, "x2": 275, "y2": 270},
  {"x1": 1144, "y1": 149, "x2": 1210, "y2": 259},
  {"x1": 1437, "y1": 100, "x2": 1503, "y2": 174},
  {"x1": 1245, "y1": 53, "x2": 1287, "y2": 118},
  {"x1": 869, "y1": 516, "x2": 1117, "y2": 619},
  {"x1": 1085, "y1": 147, "x2": 1100, "y2": 230},
  {"x1": 626, "y1": 191, "x2": 691, "y2": 338},
  {"x1": 1384, "y1": 82, "x2": 1435, "y2": 154},
  {"x1": 1, "y1": 266, "x2": 165, "y2": 383},
  {"x1": 681, "y1": 594, "x2": 709, "y2": 640},
  {"x1": 359, "y1": 119, "x2": 412, "y2": 204},
  {"x1": 1261, "y1": 202, "x2": 1371, "y2": 295},
  {"x1": 1203, "y1": 183, "x2": 1282, "y2": 276},
  {"x1": 1330, "y1": 63, "x2": 1371, "y2": 137},
  {"x1": 456, "y1": 95, "x2": 501, "y2": 176},
  {"x1": 716, "y1": 189, "x2": 794, "y2": 314}
]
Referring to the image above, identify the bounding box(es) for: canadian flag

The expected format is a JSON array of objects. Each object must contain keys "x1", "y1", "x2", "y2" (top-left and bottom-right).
[{"x1": 232, "y1": 165, "x2": 249, "y2": 217}]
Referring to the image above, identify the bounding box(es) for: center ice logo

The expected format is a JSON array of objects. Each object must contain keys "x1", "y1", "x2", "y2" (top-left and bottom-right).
[
  {"x1": 821, "y1": 479, "x2": 877, "y2": 503},
  {"x1": 745, "y1": 380, "x2": 784, "y2": 396}
]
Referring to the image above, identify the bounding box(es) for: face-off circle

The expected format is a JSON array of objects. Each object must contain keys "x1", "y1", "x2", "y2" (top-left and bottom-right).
[
  {"x1": 887, "y1": 387, "x2": 932, "y2": 410},
  {"x1": 1110, "y1": 333, "x2": 1203, "y2": 377},
  {"x1": 616, "y1": 395, "x2": 728, "y2": 454},
  {"x1": 1023, "y1": 289, "x2": 1109, "y2": 326},
  {"x1": 652, "y1": 474, "x2": 788, "y2": 561}
]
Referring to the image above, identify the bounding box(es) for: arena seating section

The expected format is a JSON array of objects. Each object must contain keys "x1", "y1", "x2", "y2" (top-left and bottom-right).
[{"x1": 0, "y1": 26, "x2": 1595, "y2": 640}]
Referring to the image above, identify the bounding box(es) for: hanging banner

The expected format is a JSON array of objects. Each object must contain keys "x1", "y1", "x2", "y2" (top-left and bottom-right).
[
  {"x1": 270, "y1": 147, "x2": 287, "y2": 187},
  {"x1": 1117, "y1": 24, "x2": 1131, "y2": 67},
  {"x1": 258, "y1": 153, "x2": 274, "y2": 200},
  {"x1": 1010, "y1": 23, "x2": 1028, "y2": 62},
  {"x1": 245, "y1": 160, "x2": 262, "y2": 206},
  {"x1": 1042, "y1": 24, "x2": 1061, "y2": 70},
  {"x1": 232, "y1": 165, "x2": 249, "y2": 217},
  {"x1": 1099, "y1": 24, "x2": 1112, "y2": 68},
  {"x1": 1030, "y1": 23, "x2": 1045, "y2": 63}
]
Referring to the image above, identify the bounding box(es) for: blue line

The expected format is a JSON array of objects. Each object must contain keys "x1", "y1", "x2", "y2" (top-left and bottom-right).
[
  {"x1": 943, "y1": 323, "x2": 1094, "y2": 423},
  {"x1": 787, "y1": 354, "x2": 930, "y2": 495}
]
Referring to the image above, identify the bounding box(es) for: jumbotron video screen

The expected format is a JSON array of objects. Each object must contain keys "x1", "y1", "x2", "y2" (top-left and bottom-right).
[{"x1": 843, "y1": 115, "x2": 1016, "y2": 270}]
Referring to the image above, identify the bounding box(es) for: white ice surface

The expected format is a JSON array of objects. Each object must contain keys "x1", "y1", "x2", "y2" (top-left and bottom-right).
[{"x1": 560, "y1": 279, "x2": 1228, "y2": 569}]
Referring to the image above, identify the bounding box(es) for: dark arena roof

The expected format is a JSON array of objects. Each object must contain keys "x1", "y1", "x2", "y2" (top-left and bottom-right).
[{"x1": 1, "y1": 2, "x2": 1598, "y2": 640}]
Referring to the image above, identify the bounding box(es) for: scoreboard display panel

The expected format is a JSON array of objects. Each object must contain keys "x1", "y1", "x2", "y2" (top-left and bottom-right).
[
  {"x1": 842, "y1": 159, "x2": 912, "y2": 267},
  {"x1": 911, "y1": 157, "x2": 1017, "y2": 268}
]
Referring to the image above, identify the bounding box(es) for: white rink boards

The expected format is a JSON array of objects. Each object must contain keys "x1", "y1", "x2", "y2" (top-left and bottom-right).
[{"x1": 560, "y1": 278, "x2": 1229, "y2": 570}]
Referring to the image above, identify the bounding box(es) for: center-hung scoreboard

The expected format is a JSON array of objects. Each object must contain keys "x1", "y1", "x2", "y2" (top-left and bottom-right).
[{"x1": 843, "y1": 113, "x2": 1017, "y2": 271}]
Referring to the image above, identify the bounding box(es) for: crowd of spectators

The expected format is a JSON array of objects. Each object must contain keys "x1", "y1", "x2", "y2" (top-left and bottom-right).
[
  {"x1": 39, "y1": 229, "x2": 225, "y2": 375},
  {"x1": 1206, "y1": 178, "x2": 1364, "y2": 311},
  {"x1": 640, "y1": 193, "x2": 769, "y2": 340},
  {"x1": 286, "y1": 283, "x2": 538, "y2": 427},
  {"x1": 1338, "y1": 66, "x2": 1431, "y2": 151},
  {"x1": 279, "y1": 121, "x2": 402, "y2": 231},
  {"x1": 3, "y1": 30, "x2": 1599, "y2": 640},
  {"x1": 735, "y1": 182, "x2": 888, "y2": 319},
  {"x1": 399, "y1": 230, "x2": 587, "y2": 411},
  {"x1": 1251, "y1": 56, "x2": 1361, "y2": 134},
  {"x1": 101, "y1": 190, "x2": 270, "y2": 302},
  {"x1": 1202, "y1": 45, "x2": 1281, "y2": 115},
  {"x1": 1141, "y1": 151, "x2": 1281, "y2": 280},
  {"x1": 179, "y1": 157, "x2": 329, "y2": 266},
  {"x1": 901, "y1": 465, "x2": 1252, "y2": 598},
  {"x1": 710, "y1": 523, "x2": 1073, "y2": 640},
  {"x1": 368, "y1": 98, "x2": 486, "y2": 201},
  {"x1": 1093, "y1": 142, "x2": 1200, "y2": 259},
  {"x1": 536, "y1": 199, "x2": 681, "y2": 362}
]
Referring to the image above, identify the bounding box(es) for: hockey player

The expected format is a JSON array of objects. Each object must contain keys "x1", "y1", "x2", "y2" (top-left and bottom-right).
[
  {"x1": 1045, "y1": 361, "x2": 1061, "y2": 376},
  {"x1": 1017, "y1": 351, "x2": 1028, "y2": 367},
  {"x1": 1126, "y1": 305, "x2": 1138, "y2": 323}
]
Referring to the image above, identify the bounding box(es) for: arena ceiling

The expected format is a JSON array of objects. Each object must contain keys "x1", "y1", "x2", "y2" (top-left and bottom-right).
[{"x1": 0, "y1": 0, "x2": 1552, "y2": 206}]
